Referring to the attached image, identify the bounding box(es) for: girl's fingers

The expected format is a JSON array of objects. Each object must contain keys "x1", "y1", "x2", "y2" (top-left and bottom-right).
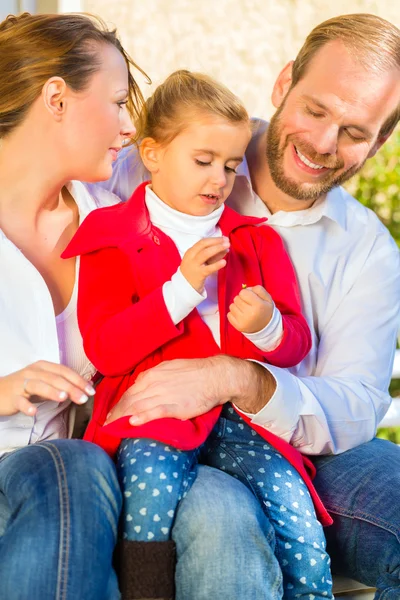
[
  {"x1": 205, "y1": 248, "x2": 229, "y2": 265},
  {"x1": 249, "y1": 285, "x2": 272, "y2": 302},
  {"x1": 203, "y1": 259, "x2": 227, "y2": 276},
  {"x1": 227, "y1": 311, "x2": 240, "y2": 330},
  {"x1": 196, "y1": 243, "x2": 230, "y2": 265},
  {"x1": 233, "y1": 296, "x2": 249, "y2": 312}
]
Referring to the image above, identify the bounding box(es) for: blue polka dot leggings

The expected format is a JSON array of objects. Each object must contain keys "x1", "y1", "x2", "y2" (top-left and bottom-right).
[{"x1": 116, "y1": 405, "x2": 334, "y2": 599}]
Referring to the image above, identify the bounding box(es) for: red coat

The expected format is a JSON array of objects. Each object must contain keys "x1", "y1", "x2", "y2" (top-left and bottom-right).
[{"x1": 63, "y1": 182, "x2": 331, "y2": 526}]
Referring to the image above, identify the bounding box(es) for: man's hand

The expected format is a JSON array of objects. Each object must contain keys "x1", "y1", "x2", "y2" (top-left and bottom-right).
[
  {"x1": 104, "y1": 356, "x2": 276, "y2": 425},
  {"x1": 180, "y1": 237, "x2": 230, "y2": 293},
  {"x1": 227, "y1": 285, "x2": 274, "y2": 333}
]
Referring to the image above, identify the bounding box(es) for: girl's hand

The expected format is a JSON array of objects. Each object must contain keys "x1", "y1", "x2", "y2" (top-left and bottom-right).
[
  {"x1": 227, "y1": 285, "x2": 274, "y2": 333},
  {"x1": 0, "y1": 361, "x2": 95, "y2": 417},
  {"x1": 180, "y1": 237, "x2": 230, "y2": 293}
]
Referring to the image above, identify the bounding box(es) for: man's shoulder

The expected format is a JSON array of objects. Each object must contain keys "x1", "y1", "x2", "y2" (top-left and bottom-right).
[{"x1": 335, "y1": 186, "x2": 395, "y2": 241}]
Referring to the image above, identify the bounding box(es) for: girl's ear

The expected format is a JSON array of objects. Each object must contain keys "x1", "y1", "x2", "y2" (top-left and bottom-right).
[{"x1": 140, "y1": 137, "x2": 163, "y2": 173}]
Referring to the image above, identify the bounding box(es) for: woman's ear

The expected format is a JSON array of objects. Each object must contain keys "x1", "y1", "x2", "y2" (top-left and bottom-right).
[
  {"x1": 271, "y1": 61, "x2": 294, "y2": 109},
  {"x1": 140, "y1": 137, "x2": 163, "y2": 173},
  {"x1": 42, "y1": 77, "x2": 67, "y2": 121}
]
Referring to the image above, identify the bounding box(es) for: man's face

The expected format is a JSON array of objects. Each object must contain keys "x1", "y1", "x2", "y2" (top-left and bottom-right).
[{"x1": 266, "y1": 41, "x2": 400, "y2": 203}]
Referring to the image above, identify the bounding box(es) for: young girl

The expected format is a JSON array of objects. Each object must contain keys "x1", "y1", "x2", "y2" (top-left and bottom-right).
[{"x1": 64, "y1": 71, "x2": 333, "y2": 600}]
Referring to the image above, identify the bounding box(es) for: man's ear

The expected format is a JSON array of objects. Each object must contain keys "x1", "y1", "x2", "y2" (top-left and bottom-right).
[
  {"x1": 140, "y1": 137, "x2": 163, "y2": 173},
  {"x1": 367, "y1": 130, "x2": 393, "y2": 159},
  {"x1": 42, "y1": 77, "x2": 67, "y2": 121},
  {"x1": 271, "y1": 61, "x2": 294, "y2": 109}
]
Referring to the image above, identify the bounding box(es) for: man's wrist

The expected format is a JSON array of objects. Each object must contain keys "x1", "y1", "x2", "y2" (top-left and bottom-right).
[{"x1": 208, "y1": 355, "x2": 276, "y2": 413}]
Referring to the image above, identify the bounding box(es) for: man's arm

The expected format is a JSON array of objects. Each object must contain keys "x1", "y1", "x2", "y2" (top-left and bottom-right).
[
  {"x1": 245, "y1": 236, "x2": 400, "y2": 455},
  {"x1": 107, "y1": 235, "x2": 400, "y2": 456},
  {"x1": 104, "y1": 355, "x2": 276, "y2": 425}
]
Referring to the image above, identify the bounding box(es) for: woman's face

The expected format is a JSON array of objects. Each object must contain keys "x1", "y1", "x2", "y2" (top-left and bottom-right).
[{"x1": 62, "y1": 43, "x2": 135, "y2": 182}]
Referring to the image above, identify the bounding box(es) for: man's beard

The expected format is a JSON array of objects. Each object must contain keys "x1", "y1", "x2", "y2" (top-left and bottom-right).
[{"x1": 265, "y1": 106, "x2": 366, "y2": 201}]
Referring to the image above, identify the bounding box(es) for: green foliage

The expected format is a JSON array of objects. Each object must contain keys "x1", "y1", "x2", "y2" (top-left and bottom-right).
[
  {"x1": 345, "y1": 125, "x2": 400, "y2": 444},
  {"x1": 345, "y1": 126, "x2": 400, "y2": 247},
  {"x1": 377, "y1": 426, "x2": 400, "y2": 444}
]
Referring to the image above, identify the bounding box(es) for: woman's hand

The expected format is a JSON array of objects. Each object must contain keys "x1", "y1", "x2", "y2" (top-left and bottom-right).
[{"x1": 0, "y1": 360, "x2": 95, "y2": 417}]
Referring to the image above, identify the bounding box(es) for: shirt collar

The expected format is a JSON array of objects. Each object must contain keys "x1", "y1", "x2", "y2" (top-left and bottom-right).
[
  {"x1": 229, "y1": 148, "x2": 347, "y2": 230},
  {"x1": 145, "y1": 185, "x2": 225, "y2": 237}
]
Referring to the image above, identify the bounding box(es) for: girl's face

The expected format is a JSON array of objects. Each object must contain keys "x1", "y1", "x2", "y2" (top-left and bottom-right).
[
  {"x1": 148, "y1": 114, "x2": 251, "y2": 216},
  {"x1": 61, "y1": 43, "x2": 135, "y2": 182}
]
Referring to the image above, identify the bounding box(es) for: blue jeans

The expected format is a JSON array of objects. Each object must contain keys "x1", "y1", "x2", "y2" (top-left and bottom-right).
[
  {"x1": 117, "y1": 406, "x2": 332, "y2": 599},
  {"x1": 0, "y1": 439, "x2": 122, "y2": 600},
  {"x1": 313, "y1": 438, "x2": 400, "y2": 599},
  {"x1": 203, "y1": 406, "x2": 333, "y2": 599},
  {"x1": 172, "y1": 437, "x2": 400, "y2": 600},
  {"x1": 117, "y1": 438, "x2": 198, "y2": 541}
]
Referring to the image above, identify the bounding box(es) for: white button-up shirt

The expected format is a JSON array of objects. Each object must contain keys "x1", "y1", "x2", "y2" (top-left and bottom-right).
[
  {"x1": 0, "y1": 181, "x2": 119, "y2": 456},
  {"x1": 92, "y1": 141, "x2": 400, "y2": 455}
]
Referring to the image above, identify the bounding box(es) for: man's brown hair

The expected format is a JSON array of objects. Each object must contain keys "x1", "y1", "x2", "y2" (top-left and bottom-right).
[{"x1": 291, "y1": 14, "x2": 400, "y2": 136}]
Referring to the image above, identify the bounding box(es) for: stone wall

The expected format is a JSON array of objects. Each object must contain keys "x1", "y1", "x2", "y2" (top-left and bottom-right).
[{"x1": 83, "y1": 0, "x2": 399, "y2": 118}]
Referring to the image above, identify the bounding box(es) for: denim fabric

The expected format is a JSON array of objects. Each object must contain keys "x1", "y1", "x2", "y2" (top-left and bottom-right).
[
  {"x1": 0, "y1": 439, "x2": 121, "y2": 600},
  {"x1": 202, "y1": 406, "x2": 333, "y2": 599},
  {"x1": 173, "y1": 464, "x2": 283, "y2": 600},
  {"x1": 171, "y1": 436, "x2": 400, "y2": 599},
  {"x1": 116, "y1": 438, "x2": 198, "y2": 541},
  {"x1": 312, "y1": 437, "x2": 400, "y2": 599}
]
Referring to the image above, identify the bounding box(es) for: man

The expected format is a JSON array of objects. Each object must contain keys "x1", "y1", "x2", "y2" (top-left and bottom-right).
[{"x1": 95, "y1": 13, "x2": 400, "y2": 599}]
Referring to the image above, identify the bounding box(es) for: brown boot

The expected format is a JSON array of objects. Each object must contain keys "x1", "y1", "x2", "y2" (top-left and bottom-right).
[{"x1": 115, "y1": 540, "x2": 176, "y2": 600}]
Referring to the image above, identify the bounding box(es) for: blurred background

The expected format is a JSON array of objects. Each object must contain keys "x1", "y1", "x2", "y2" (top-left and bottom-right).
[{"x1": 2, "y1": 1, "x2": 400, "y2": 439}]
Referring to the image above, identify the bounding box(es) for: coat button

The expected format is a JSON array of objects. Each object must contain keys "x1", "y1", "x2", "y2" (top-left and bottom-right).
[{"x1": 153, "y1": 235, "x2": 160, "y2": 245}]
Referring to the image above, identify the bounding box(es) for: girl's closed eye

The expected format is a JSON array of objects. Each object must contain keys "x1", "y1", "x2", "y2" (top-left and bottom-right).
[
  {"x1": 195, "y1": 159, "x2": 238, "y2": 174},
  {"x1": 117, "y1": 100, "x2": 128, "y2": 108}
]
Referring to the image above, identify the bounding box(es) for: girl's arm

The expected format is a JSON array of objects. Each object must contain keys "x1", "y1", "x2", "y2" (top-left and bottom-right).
[
  {"x1": 247, "y1": 225, "x2": 312, "y2": 367},
  {"x1": 77, "y1": 247, "x2": 184, "y2": 376}
]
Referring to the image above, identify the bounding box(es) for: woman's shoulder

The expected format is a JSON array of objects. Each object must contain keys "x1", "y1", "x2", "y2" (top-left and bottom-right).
[
  {"x1": 66, "y1": 180, "x2": 121, "y2": 221},
  {"x1": 61, "y1": 194, "x2": 126, "y2": 259}
]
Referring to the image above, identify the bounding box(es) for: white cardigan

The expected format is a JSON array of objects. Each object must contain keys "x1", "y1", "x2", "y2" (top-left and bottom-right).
[{"x1": 0, "y1": 181, "x2": 119, "y2": 456}]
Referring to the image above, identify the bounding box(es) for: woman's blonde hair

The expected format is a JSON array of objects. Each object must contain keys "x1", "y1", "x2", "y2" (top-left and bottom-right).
[
  {"x1": 291, "y1": 13, "x2": 400, "y2": 136},
  {"x1": 136, "y1": 69, "x2": 250, "y2": 144},
  {"x1": 0, "y1": 12, "x2": 149, "y2": 138}
]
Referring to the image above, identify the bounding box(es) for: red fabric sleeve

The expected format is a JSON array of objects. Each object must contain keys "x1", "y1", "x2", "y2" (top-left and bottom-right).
[
  {"x1": 77, "y1": 247, "x2": 183, "y2": 376},
  {"x1": 253, "y1": 225, "x2": 312, "y2": 367}
]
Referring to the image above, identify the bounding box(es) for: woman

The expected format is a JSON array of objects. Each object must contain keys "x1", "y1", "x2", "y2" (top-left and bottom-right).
[{"x1": 0, "y1": 12, "x2": 146, "y2": 599}]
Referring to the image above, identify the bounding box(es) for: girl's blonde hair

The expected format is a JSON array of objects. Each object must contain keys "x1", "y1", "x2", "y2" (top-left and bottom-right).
[
  {"x1": 137, "y1": 69, "x2": 250, "y2": 144},
  {"x1": 0, "y1": 12, "x2": 149, "y2": 138}
]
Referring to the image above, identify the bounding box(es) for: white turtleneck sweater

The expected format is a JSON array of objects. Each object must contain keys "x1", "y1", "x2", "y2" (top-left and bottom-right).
[{"x1": 145, "y1": 185, "x2": 283, "y2": 350}]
